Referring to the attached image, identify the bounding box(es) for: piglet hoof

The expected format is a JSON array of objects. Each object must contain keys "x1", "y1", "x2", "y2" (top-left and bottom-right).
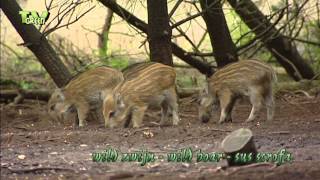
[
  {"x1": 218, "y1": 120, "x2": 225, "y2": 124},
  {"x1": 226, "y1": 118, "x2": 233, "y2": 123},
  {"x1": 72, "y1": 124, "x2": 82, "y2": 130},
  {"x1": 79, "y1": 120, "x2": 88, "y2": 128},
  {"x1": 172, "y1": 119, "x2": 180, "y2": 126},
  {"x1": 78, "y1": 125, "x2": 85, "y2": 129}
]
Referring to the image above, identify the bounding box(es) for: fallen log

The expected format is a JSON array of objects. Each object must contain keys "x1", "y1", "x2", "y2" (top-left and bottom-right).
[
  {"x1": 0, "y1": 89, "x2": 52, "y2": 103},
  {"x1": 0, "y1": 87, "x2": 202, "y2": 103}
]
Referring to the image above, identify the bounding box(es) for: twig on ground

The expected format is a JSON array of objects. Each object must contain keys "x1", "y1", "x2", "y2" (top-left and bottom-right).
[
  {"x1": 109, "y1": 172, "x2": 136, "y2": 180},
  {"x1": 12, "y1": 126, "x2": 29, "y2": 131},
  {"x1": 179, "y1": 114, "x2": 198, "y2": 118},
  {"x1": 269, "y1": 131, "x2": 290, "y2": 134},
  {"x1": 150, "y1": 122, "x2": 160, "y2": 126},
  {"x1": 226, "y1": 162, "x2": 277, "y2": 176},
  {"x1": 278, "y1": 89, "x2": 314, "y2": 100},
  {"x1": 294, "y1": 90, "x2": 314, "y2": 99},
  {"x1": 7, "y1": 166, "x2": 75, "y2": 173},
  {"x1": 210, "y1": 128, "x2": 231, "y2": 132}
]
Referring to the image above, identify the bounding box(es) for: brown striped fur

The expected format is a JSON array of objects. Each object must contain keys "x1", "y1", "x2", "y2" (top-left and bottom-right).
[
  {"x1": 122, "y1": 62, "x2": 156, "y2": 80},
  {"x1": 48, "y1": 66, "x2": 124, "y2": 127},
  {"x1": 103, "y1": 62, "x2": 179, "y2": 128},
  {"x1": 199, "y1": 60, "x2": 277, "y2": 123}
]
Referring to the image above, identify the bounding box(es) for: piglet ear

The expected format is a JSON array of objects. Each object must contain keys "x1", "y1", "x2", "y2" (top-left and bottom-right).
[
  {"x1": 115, "y1": 93, "x2": 125, "y2": 108},
  {"x1": 119, "y1": 101, "x2": 125, "y2": 108}
]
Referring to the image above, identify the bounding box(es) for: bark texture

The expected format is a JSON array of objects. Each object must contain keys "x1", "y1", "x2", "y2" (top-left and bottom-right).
[
  {"x1": 98, "y1": 6, "x2": 114, "y2": 57},
  {"x1": 200, "y1": 0, "x2": 238, "y2": 67},
  {"x1": 147, "y1": 0, "x2": 173, "y2": 65},
  {"x1": 98, "y1": 0, "x2": 214, "y2": 76}
]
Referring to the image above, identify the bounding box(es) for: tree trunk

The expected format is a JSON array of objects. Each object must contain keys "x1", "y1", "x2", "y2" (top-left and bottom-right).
[
  {"x1": 199, "y1": 0, "x2": 238, "y2": 67},
  {"x1": 98, "y1": 0, "x2": 214, "y2": 76},
  {"x1": 1, "y1": 0, "x2": 72, "y2": 87},
  {"x1": 147, "y1": 0, "x2": 173, "y2": 66},
  {"x1": 227, "y1": 0, "x2": 315, "y2": 81},
  {"x1": 98, "y1": 6, "x2": 114, "y2": 57}
]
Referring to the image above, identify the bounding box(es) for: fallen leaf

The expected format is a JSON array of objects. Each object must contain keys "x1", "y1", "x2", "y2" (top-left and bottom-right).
[
  {"x1": 18, "y1": 154, "x2": 26, "y2": 160},
  {"x1": 143, "y1": 130, "x2": 154, "y2": 138}
]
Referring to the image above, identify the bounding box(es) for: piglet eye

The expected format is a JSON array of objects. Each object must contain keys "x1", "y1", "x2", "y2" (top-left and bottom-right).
[
  {"x1": 109, "y1": 111, "x2": 115, "y2": 118},
  {"x1": 50, "y1": 104, "x2": 56, "y2": 111}
]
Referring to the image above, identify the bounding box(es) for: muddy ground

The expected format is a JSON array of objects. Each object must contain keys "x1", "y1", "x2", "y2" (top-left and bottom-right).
[{"x1": 1, "y1": 93, "x2": 320, "y2": 179}]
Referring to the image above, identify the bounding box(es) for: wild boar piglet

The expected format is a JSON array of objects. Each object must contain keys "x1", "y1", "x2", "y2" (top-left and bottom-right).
[
  {"x1": 103, "y1": 62, "x2": 179, "y2": 128},
  {"x1": 48, "y1": 66, "x2": 124, "y2": 127},
  {"x1": 198, "y1": 60, "x2": 277, "y2": 124}
]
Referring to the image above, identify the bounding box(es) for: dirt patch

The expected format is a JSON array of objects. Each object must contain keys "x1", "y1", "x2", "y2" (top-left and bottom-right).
[{"x1": 1, "y1": 94, "x2": 320, "y2": 179}]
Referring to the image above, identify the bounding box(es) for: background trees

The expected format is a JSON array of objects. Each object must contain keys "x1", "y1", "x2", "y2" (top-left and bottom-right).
[
  {"x1": 147, "y1": 0, "x2": 173, "y2": 65},
  {"x1": 227, "y1": 0, "x2": 315, "y2": 80},
  {"x1": 199, "y1": 0, "x2": 238, "y2": 67},
  {"x1": 1, "y1": 0, "x2": 72, "y2": 87},
  {"x1": 1, "y1": 0, "x2": 319, "y2": 87}
]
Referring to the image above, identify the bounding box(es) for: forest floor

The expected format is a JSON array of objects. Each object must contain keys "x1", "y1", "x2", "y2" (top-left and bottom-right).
[{"x1": 1, "y1": 93, "x2": 320, "y2": 179}]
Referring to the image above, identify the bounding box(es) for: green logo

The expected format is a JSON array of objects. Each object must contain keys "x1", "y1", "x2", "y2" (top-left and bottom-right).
[{"x1": 19, "y1": 10, "x2": 50, "y2": 25}]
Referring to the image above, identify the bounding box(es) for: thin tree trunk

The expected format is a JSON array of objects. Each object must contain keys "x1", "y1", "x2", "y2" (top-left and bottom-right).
[
  {"x1": 98, "y1": 6, "x2": 114, "y2": 57},
  {"x1": 1, "y1": 0, "x2": 72, "y2": 87},
  {"x1": 98, "y1": 0, "x2": 214, "y2": 76},
  {"x1": 147, "y1": 0, "x2": 173, "y2": 66},
  {"x1": 200, "y1": 0, "x2": 238, "y2": 67},
  {"x1": 227, "y1": 0, "x2": 315, "y2": 81}
]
